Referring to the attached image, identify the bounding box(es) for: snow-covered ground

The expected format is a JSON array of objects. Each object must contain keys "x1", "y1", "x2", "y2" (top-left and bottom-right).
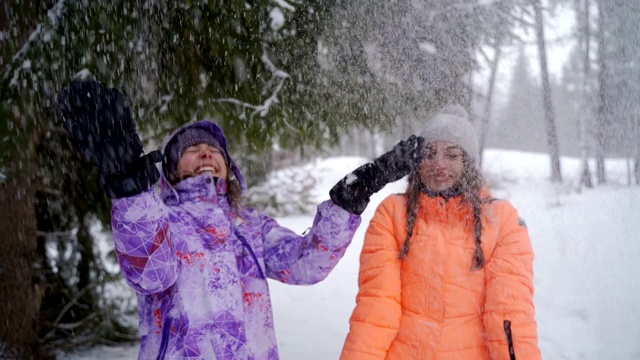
[{"x1": 62, "y1": 149, "x2": 640, "y2": 360}]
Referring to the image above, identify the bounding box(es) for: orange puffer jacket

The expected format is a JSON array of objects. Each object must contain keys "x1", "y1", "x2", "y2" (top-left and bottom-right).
[{"x1": 341, "y1": 192, "x2": 541, "y2": 360}]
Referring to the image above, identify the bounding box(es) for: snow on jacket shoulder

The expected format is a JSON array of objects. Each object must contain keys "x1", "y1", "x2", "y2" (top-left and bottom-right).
[{"x1": 341, "y1": 192, "x2": 541, "y2": 360}]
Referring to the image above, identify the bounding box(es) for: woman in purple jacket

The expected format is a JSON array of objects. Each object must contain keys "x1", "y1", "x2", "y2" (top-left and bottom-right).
[{"x1": 57, "y1": 80, "x2": 425, "y2": 360}]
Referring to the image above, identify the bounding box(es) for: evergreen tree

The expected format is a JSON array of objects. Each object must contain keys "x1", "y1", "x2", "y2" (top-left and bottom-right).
[
  {"x1": 0, "y1": 0, "x2": 381, "y2": 356},
  {"x1": 489, "y1": 48, "x2": 546, "y2": 153},
  {"x1": 325, "y1": 0, "x2": 522, "y2": 147}
]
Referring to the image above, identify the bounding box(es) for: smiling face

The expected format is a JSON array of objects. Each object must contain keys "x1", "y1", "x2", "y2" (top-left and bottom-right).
[
  {"x1": 176, "y1": 143, "x2": 228, "y2": 181},
  {"x1": 418, "y1": 140, "x2": 465, "y2": 192}
]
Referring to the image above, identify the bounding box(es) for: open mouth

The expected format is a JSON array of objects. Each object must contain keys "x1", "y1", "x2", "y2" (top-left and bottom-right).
[
  {"x1": 431, "y1": 172, "x2": 449, "y2": 181},
  {"x1": 196, "y1": 166, "x2": 216, "y2": 174}
]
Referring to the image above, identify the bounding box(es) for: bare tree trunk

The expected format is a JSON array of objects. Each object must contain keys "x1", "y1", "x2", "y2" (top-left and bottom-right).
[
  {"x1": 635, "y1": 116, "x2": 640, "y2": 185},
  {"x1": 365, "y1": 129, "x2": 376, "y2": 159},
  {"x1": 595, "y1": 0, "x2": 607, "y2": 184},
  {"x1": 478, "y1": 37, "x2": 503, "y2": 166},
  {"x1": 76, "y1": 213, "x2": 96, "y2": 301},
  {"x1": 0, "y1": 175, "x2": 47, "y2": 359},
  {"x1": 0, "y1": 1, "x2": 52, "y2": 358},
  {"x1": 635, "y1": 156, "x2": 640, "y2": 185},
  {"x1": 532, "y1": 0, "x2": 562, "y2": 182},
  {"x1": 576, "y1": 0, "x2": 593, "y2": 188}
]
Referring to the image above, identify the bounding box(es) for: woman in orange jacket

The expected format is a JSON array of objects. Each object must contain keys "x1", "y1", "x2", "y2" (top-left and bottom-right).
[{"x1": 337, "y1": 104, "x2": 541, "y2": 359}]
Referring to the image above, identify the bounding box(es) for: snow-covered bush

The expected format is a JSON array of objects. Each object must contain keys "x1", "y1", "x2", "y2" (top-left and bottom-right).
[{"x1": 245, "y1": 161, "x2": 321, "y2": 217}]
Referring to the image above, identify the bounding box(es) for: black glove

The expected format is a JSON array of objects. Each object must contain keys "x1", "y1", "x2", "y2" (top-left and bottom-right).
[
  {"x1": 57, "y1": 79, "x2": 161, "y2": 198},
  {"x1": 330, "y1": 135, "x2": 425, "y2": 215},
  {"x1": 98, "y1": 150, "x2": 162, "y2": 198}
]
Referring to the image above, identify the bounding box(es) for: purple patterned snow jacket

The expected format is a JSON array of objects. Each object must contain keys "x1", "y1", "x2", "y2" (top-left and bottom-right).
[{"x1": 111, "y1": 120, "x2": 361, "y2": 360}]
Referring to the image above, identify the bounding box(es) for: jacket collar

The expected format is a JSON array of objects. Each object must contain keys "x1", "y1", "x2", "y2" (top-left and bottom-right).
[
  {"x1": 416, "y1": 186, "x2": 493, "y2": 224},
  {"x1": 420, "y1": 183, "x2": 463, "y2": 201},
  {"x1": 162, "y1": 173, "x2": 230, "y2": 205}
]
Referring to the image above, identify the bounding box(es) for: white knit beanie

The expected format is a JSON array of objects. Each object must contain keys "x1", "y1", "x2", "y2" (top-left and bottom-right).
[{"x1": 419, "y1": 104, "x2": 480, "y2": 167}]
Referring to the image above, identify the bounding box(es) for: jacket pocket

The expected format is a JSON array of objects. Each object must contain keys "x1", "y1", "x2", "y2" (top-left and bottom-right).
[{"x1": 503, "y1": 320, "x2": 516, "y2": 360}]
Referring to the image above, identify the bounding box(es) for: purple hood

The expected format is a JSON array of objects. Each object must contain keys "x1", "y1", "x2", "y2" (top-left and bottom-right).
[{"x1": 160, "y1": 119, "x2": 246, "y2": 205}]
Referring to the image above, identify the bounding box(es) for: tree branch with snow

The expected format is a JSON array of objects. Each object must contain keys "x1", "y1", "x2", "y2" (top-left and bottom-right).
[
  {"x1": 210, "y1": 48, "x2": 290, "y2": 118},
  {"x1": 0, "y1": 0, "x2": 68, "y2": 100}
]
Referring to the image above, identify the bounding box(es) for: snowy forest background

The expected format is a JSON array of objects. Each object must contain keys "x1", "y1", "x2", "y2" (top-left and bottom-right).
[{"x1": 1, "y1": 0, "x2": 639, "y2": 359}]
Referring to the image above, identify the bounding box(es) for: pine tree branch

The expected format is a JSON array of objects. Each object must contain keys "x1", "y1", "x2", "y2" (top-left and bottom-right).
[
  {"x1": 210, "y1": 48, "x2": 290, "y2": 119},
  {"x1": 0, "y1": 0, "x2": 69, "y2": 100},
  {"x1": 273, "y1": 0, "x2": 296, "y2": 11},
  {"x1": 42, "y1": 285, "x2": 92, "y2": 341}
]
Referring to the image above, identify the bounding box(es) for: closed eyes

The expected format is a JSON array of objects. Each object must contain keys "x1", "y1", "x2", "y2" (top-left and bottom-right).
[{"x1": 425, "y1": 147, "x2": 463, "y2": 161}]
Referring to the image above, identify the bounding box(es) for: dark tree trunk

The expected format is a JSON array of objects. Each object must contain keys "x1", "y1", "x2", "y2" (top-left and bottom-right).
[
  {"x1": 532, "y1": 0, "x2": 562, "y2": 183},
  {"x1": 0, "y1": 1, "x2": 54, "y2": 358},
  {"x1": 76, "y1": 212, "x2": 95, "y2": 293},
  {"x1": 0, "y1": 175, "x2": 49, "y2": 359}
]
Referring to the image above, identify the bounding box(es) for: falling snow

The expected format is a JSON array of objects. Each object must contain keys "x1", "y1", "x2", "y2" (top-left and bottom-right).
[
  {"x1": 2, "y1": 1, "x2": 639, "y2": 359},
  {"x1": 269, "y1": 7, "x2": 285, "y2": 31},
  {"x1": 59, "y1": 150, "x2": 640, "y2": 360}
]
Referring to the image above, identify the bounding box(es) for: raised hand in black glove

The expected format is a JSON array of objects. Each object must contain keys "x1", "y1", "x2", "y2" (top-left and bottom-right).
[
  {"x1": 330, "y1": 135, "x2": 425, "y2": 215},
  {"x1": 57, "y1": 79, "x2": 161, "y2": 198}
]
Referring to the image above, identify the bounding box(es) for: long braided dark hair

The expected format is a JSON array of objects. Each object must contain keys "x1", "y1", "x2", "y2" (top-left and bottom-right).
[{"x1": 399, "y1": 154, "x2": 487, "y2": 271}]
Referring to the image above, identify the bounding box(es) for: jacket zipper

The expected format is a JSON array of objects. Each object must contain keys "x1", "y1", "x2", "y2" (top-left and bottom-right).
[
  {"x1": 156, "y1": 317, "x2": 172, "y2": 360},
  {"x1": 233, "y1": 228, "x2": 266, "y2": 279},
  {"x1": 503, "y1": 320, "x2": 516, "y2": 360}
]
